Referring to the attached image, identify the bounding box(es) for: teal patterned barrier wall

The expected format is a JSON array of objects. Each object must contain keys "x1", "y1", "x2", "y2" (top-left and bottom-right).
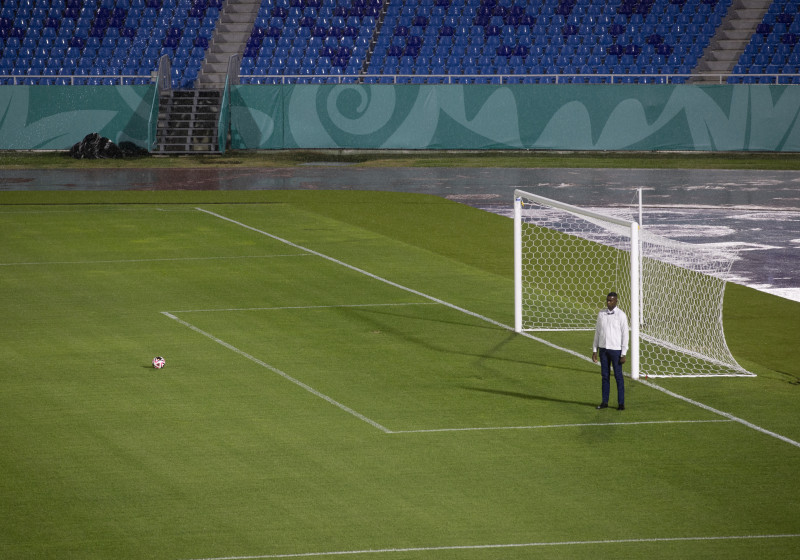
[
  {"x1": 230, "y1": 84, "x2": 800, "y2": 152},
  {"x1": 0, "y1": 85, "x2": 154, "y2": 150},
  {"x1": 2, "y1": 84, "x2": 800, "y2": 151}
]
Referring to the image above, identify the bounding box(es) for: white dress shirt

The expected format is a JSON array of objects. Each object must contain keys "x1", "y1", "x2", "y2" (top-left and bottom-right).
[{"x1": 593, "y1": 306, "x2": 629, "y2": 356}]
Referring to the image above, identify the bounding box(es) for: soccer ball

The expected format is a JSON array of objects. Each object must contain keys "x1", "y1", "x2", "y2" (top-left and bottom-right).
[{"x1": 152, "y1": 356, "x2": 166, "y2": 369}]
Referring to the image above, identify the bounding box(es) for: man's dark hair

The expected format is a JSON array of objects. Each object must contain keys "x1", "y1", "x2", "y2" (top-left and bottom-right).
[{"x1": 607, "y1": 292, "x2": 618, "y2": 298}]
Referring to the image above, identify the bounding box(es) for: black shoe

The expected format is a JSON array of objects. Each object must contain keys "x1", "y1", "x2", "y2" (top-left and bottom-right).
[
  {"x1": 617, "y1": 405, "x2": 625, "y2": 410},
  {"x1": 596, "y1": 403, "x2": 608, "y2": 409}
]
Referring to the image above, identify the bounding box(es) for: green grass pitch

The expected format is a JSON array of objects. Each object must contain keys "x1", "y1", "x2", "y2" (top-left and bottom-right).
[{"x1": 1, "y1": 190, "x2": 799, "y2": 559}]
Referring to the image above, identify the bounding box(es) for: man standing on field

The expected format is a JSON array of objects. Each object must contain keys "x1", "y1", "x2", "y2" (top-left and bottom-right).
[{"x1": 592, "y1": 292, "x2": 629, "y2": 411}]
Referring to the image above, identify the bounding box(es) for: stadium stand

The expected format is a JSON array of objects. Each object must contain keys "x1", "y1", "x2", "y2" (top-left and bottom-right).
[{"x1": 0, "y1": 0, "x2": 796, "y2": 86}]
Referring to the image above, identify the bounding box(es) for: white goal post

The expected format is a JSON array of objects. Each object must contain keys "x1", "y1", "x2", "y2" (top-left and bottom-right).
[{"x1": 513, "y1": 189, "x2": 754, "y2": 379}]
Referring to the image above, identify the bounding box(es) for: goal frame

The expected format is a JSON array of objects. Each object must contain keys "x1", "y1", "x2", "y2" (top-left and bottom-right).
[{"x1": 514, "y1": 190, "x2": 642, "y2": 379}]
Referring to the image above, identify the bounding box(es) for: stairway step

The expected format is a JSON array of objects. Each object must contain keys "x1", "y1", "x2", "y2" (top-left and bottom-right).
[
  {"x1": 705, "y1": 60, "x2": 734, "y2": 71},
  {"x1": 217, "y1": 22, "x2": 251, "y2": 34},
  {"x1": 221, "y1": 12, "x2": 257, "y2": 23},
  {"x1": 159, "y1": 139, "x2": 217, "y2": 145},
  {"x1": 159, "y1": 126, "x2": 214, "y2": 132},
  {"x1": 158, "y1": 116, "x2": 218, "y2": 122},
  {"x1": 155, "y1": 148, "x2": 220, "y2": 154}
]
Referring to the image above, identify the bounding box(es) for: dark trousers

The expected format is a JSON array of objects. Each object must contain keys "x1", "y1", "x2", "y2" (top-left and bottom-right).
[{"x1": 599, "y1": 348, "x2": 624, "y2": 406}]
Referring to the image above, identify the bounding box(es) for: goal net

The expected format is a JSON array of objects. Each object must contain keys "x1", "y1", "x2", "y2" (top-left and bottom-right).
[{"x1": 514, "y1": 189, "x2": 753, "y2": 379}]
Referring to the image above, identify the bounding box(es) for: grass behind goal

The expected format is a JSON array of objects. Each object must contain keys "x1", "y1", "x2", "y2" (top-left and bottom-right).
[{"x1": 1, "y1": 191, "x2": 799, "y2": 560}]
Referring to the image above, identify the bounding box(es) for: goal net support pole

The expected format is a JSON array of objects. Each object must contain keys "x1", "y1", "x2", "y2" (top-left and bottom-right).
[
  {"x1": 630, "y1": 219, "x2": 640, "y2": 381},
  {"x1": 514, "y1": 194, "x2": 523, "y2": 334}
]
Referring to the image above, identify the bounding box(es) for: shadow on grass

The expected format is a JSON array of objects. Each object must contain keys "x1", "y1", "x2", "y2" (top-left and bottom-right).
[
  {"x1": 356, "y1": 306, "x2": 596, "y2": 373},
  {"x1": 462, "y1": 386, "x2": 596, "y2": 407}
]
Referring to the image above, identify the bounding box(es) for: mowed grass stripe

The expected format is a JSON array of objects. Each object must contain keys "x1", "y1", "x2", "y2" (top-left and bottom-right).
[
  {"x1": 0, "y1": 255, "x2": 309, "y2": 266},
  {"x1": 169, "y1": 302, "x2": 440, "y2": 314}
]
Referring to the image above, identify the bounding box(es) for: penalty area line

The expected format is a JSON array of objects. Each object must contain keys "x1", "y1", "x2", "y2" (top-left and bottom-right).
[
  {"x1": 390, "y1": 419, "x2": 733, "y2": 434},
  {"x1": 160, "y1": 311, "x2": 392, "y2": 434},
  {"x1": 182, "y1": 533, "x2": 800, "y2": 560}
]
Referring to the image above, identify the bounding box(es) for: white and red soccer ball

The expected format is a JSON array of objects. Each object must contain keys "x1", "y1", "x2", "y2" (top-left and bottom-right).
[{"x1": 152, "y1": 356, "x2": 166, "y2": 369}]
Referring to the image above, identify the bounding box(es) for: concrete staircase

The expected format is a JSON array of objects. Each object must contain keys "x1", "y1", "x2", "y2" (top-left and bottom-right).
[
  {"x1": 197, "y1": 0, "x2": 261, "y2": 89},
  {"x1": 154, "y1": 90, "x2": 222, "y2": 154},
  {"x1": 153, "y1": 0, "x2": 259, "y2": 154},
  {"x1": 692, "y1": 0, "x2": 772, "y2": 82}
]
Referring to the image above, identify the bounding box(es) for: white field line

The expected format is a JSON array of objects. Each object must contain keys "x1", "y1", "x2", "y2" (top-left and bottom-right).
[
  {"x1": 195, "y1": 207, "x2": 800, "y2": 449},
  {"x1": 390, "y1": 419, "x2": 733, "y2": 434},
  {"x1": 0, "y1": 255, "x2": 308, "y2": 267},
  {"x1": 161, "y1": 311, "x2": 392, "y2": 434},
  {"x1": 183, "y1": 533, "x2": 800, "y2": 560}
]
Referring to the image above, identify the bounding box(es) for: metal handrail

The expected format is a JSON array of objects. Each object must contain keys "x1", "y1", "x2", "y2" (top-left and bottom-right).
[
  {"x1": 216, "y1": 54, "x2": 241, "y2": 154},
  {"x1": 156, "y1": 54, "x2": 172, "y2": 93},
  {"x1": 2, "y1": 72, "x2": 797, "y2": 86},
  {"x1": 226, "y1": 53, "x2": 242, "y2": 87},
  {"x1": 237, "y1": 72, "x2": 800, "y2": 85},
  {"x1": 145, "y1": 64, "x2": 161, "y2": 152},
  {"x1": 1, "y1": 75, "x2": 151, "y2": 85}
]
